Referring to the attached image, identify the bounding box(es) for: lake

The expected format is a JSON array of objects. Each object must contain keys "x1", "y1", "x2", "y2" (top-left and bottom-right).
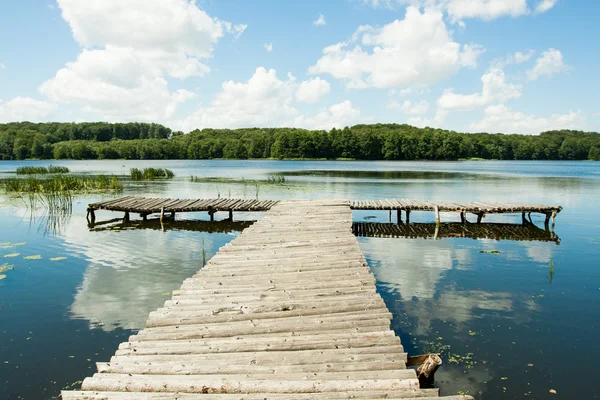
[{"x1": 0, "y1": 160, "x2": 599, "y2": 399}]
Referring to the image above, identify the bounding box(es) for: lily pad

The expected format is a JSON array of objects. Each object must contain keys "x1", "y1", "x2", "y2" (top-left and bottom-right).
[
  {"x1": 50, "y1": 257, "x2": 67, "y2": 261},
  {"x1": 24, "y1": 255, "x2": 42, "y2": 260},
  {"x1": 4, "y1": 253, "x2": 20, "y2": 258},
  {"x1": 0, "y1": 275, "x2": 6, "y2": 280},
  {"x1": 0, "y1": 264, "x2": 14, "y2": 273}
]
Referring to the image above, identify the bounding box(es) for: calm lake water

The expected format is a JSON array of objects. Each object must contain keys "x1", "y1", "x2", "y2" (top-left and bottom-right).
[{"x1": 0, "y1": 160, "x2": 599, "y2": 399}]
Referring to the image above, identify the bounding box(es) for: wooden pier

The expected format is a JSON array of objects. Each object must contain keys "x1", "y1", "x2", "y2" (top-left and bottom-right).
[
  {"x1": 65, "y1": 200, "x2": 473, "y2": 400},
  {"x1": 88, "y1": 196, "x2": 562, "y2": 228}
]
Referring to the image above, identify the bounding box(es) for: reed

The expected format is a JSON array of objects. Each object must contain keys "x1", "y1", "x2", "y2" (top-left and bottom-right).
[
  {"x1": 131, "y1": 168, "x2": 174, "y2": 180},
  {"x1": 16, "y1": 165, "x2": 70, "y2": 175}
]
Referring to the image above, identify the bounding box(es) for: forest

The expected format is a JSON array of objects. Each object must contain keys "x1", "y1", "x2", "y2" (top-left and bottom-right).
[{"x1": 0, "y1": 121, "x2": 599, "y2": 161}]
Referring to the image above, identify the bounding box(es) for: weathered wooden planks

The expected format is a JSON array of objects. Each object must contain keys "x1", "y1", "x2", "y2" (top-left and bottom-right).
[{"x1": 65, "y1": 200, "x2": 473, "y2": 400}]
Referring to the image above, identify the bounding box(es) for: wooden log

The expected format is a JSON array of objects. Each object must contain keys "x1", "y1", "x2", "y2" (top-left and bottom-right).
[
  {"x1": 434, "y1": 206, "x2": 440, "y2": 225},
  {"x1": 416, "y1": 354, "x2": 442, "y2": 388}
]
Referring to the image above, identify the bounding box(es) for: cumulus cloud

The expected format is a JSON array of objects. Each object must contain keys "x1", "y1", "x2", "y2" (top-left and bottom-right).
[
  {"x1": 174, "y1": 67, "x2": 298, "y2": 131},
  {"x1": 41, "y1": 0, "x2": 243, "y2": 121},
  {"x1": 173, "y1": 68, "x2": 360, "y2": 131},
  {"x1": 313, "y1": 13, "x2": 326, "y2": 26},
  {"x1": 309, "y1": 7, "x2": 483, "y2": 89},
  {"x1": 492, "y1": 49, "x2": 535, "y2": 68},
  {"x1": 437, "y1": 68, "x2": 522, "y2": 111},
  {"x1": 469, "y1": 104, "x2": 585, "y2": 134},
  {"x1": 295, "y1": 78, "x2": 331, "y2": 103},
  {"x1": 361, "y1": 0, "x2": 534, "y2": 21},
  {"x1": 264, "y1": 43, "x2": 273, "y2": 52},
  {"x1": 407, "y1": 109, "x2": 449, "y2": 128},
  {"x1": 0, "y1": 97, "x2": 57, "y2": 123},
  {"x1": 535, "y1": 0, "x2": 558, "y2": 13},
  {"x1": 293, "y1": 100, "x2": 362, "y2": 130},
  {"x1": 390, "y1": 100, "x2": 429, "y2": 115},
  {"x1": 527, "y1": 48, "x2": 568, "y2": 81}
]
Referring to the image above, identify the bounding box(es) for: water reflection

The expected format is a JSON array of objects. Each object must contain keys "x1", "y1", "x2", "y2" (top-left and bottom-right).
[{"x1": 61, "y1": 218, "x2": 243, "y2": 332}]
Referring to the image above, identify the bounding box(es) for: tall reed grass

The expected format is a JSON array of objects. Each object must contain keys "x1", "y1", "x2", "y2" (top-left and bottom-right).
[
  {"x1": 130, "y1": 168, "x2": 174, "y2": 180},
  {"x1": 16, "y1": 165, "x2": 70, "y2": 175}
]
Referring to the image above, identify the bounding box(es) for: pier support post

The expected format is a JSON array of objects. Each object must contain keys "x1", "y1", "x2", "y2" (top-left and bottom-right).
[
  {"x1": 209, "y1": 210, "x2": 215, "y2": 222},
  {"x1": 160, "y1": 207, "x2": 165, "y2": 224},
  {"x1": 396, "y1": 210, "x2": 402, "y2": 224},
  {"x1": 123, "y1": 211, "x2": 130, "y2": 222},
  {"x1": 88, "y1": 209, "x2": 96, "y2": 224},
  {"x1": 477, "y1": 213, "x2": 484, "y2": 224},
  {"x1": 460, "y1": 211, "x2": 466, "y2": 224},
  {"x1": 141, "y1": 213, "x2": 148, "y2": 221},
  {"x1": 229, "y1": 210, "x2": 233, "y2": 221},
  {"x1": 171, "y1": 211, "x2": 175, "y2": 220},
  {"x1": 416, "y1": 354, "x2": 442, "y2": 388},
  {"x1": 434, "y1": 206, "x2": 440, "y2": 225},
  {"x1": 522, "y1": 212, "x2": 527, "y2": 225},
  {"x1": 551, "y1": 211, "x2": 557, "y2": 230},
  {"x1": 406, "y1": 209, "x2": 411, "y2": 224},
  {"x1": 544, "y1": 212, "x2": 551, "y2": 230}
]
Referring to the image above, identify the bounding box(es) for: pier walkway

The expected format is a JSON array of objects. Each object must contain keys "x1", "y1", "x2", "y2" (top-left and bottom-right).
[{"x1": 65, "y1": 200, "x2": 472, "y2": 400}]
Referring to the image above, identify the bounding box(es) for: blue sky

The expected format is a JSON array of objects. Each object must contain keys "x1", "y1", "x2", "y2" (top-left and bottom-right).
[{"x1": 0, "y1": 0, "x2": 598, "y2": 134}]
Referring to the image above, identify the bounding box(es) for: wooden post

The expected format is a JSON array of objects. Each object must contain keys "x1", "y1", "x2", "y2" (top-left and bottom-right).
[
  {"x1": 229, "y1": 210, "x2": 233, "y2": 221},
  {"x1": 86, "y1": 209, "x2": 90, "y2": 223},
  {"x1": 434, "y1": 223, "x2": 440, "y2": 240},
  {"x1": 124, "y1": 211, "x2": 130, "y2": 222},
  {"x1": 416, "y1": 354, "x2": 442, "y2": 387},
  {"x1": 522, "y1": 212, "x2": 527, "y2": 225},
  {"x1": 477, "y1": 213, "x2": 484, "y2": 224},
  {"x1": 396, "y1": 210, "x2": 401, "y2": 224},
  {"x1": 460, "y1": 211, "x2": 466, "y2": 224},
  {"x1": 209, "y1": 210, "x2": 215, "y2": 222},
  {"x1": 89, "y1": 209, "x2": 96, "y2": 224},
  {"x1": 389, "y1": 210, "x2": 392, "y2": 223},
  {"x1": 406, "y1": 209, "x2": 411, "y2": 224},
  {"x1": 544, "y1": 212, "x2": 551, "y2": 230},
  {"x1": 160, "y1": 207, "x2": 165, "y2": 224},
  {"x1": 434, "y1": 206, "x2": 440, "y2": 225},
  {"x1": 171, "y1": 211, "x2": 175, "y2": 220},
  {"x1": 141, "y1": 213, "x2": 148, "y2": 221},
  {"x1": 551, "y1": 211, "x2": 557, "y2": 230}
]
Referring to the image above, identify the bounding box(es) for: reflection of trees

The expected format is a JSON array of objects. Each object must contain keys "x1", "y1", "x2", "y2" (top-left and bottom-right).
[{"x1": 61, "y1": 219, "x2": 238, "y2": 332}]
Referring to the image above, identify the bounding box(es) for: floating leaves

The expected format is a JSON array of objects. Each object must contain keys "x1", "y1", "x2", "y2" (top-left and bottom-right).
[
  {"x1": 479, "y1": 249, "x2": 501, "y2": 254},
  {"x1": 50, "y1": 257, "x2": 67, "y2": 261},
  {"x1": 161, "y1": 292, "x2": 171, "y2": 296},
  {"x1": 0, "y1": 275, "x2": 6, "y2": 280},
  {"x1": 4, "y1": 253, "x2": 20, "y2": 258},
  {"x1": 549, "y1": 389, "x2": 557, "y2": 394},
  {"x1": 24, "y1": 255, "x2": 42, "y2": 260},
  {"x1": 0, "y1": 264, "x2": 14, "y2": 273}
]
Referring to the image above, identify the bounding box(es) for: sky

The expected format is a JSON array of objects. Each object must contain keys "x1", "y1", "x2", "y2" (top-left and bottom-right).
[{"x1": 0, "y1": 0, "x2": 598, "y2": 134}]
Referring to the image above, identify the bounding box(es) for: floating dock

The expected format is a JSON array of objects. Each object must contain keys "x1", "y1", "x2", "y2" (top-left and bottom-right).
[
  {"x1": 65, "y1": 200, "x2": 473, "y2": 399},
  {"x1": 88, "y1": 196, "x2": 562, "y2": 228}
]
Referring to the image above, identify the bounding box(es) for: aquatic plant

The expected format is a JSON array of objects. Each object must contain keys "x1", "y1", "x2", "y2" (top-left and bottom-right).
[
  {"x1": 131, "y1": 168, "x2": 174, "y2": 180},
  {"x1": 16, "y1": 165, "x2": 70, "y2": 175},
  {"x1": 266, "y1": 174, "x2": 286, "y2": 184}
]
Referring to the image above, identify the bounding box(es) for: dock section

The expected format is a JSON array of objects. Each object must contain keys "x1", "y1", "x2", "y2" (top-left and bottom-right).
[{"x1": 65, "y1": 200, "x2": 472, "y2": 400}]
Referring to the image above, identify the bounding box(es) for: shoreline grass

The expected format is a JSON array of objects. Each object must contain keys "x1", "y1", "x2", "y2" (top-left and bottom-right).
[
  {"x1": 130, "y1": 168, "x2": 174, "y2": 180},
  {"x1": 189, "y1": 175, "x2": 287, "y2": 185},
  {"x1": 16, "y1": 165, "x2": 70, "y2": 175}
]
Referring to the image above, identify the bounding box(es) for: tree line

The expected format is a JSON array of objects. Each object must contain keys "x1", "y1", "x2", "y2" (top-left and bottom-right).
[{"x1": 1, "y1": 122, "x2": 599, "y2": 161}]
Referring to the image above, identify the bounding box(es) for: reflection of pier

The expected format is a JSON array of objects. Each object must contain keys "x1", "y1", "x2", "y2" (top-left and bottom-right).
[
  {"x1": 352, "y1": 222, "x2": 560, "y2": 244},
  {"x1": 88, "y1": 218, "x2": 255, "y2": 233}
]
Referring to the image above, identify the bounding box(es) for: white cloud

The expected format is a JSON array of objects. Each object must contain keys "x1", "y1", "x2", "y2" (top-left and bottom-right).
[
  {"x1": 527, "y1": 48, "x2": 567, "y2": 81},
  {"x1": 437, "y1": 68, "x2": 521, "y2": 111},
  {"x1": 0, "y1": 97, "x2": 57, "y2": 123},
  {"x1": 294, "y1": 100, "x2": 362, "y2": 130},
  {"x1": 42, "y1": 0, "x2": 242, "y2": 121},
  {"x1": 309, "y1": 7, "x2": 483, "y2": 89},
  {"x1": 492, "y1": 49, "x2": 535, "y2": 68},
  {"x1": 40, "y1": 47, "x2": 195, "y2": 121},
  {"x1": 390, "y1": 100, "x2": 429, "y2": 115},
  {"x1": 407, "y1": 109, "x2": 449, "y2": 128},
  {"x1": 223, "y1": 22, "x2": 248, "y2": 39},
  {"x1": 174, "y1": 67, "x2": 298, "y2": 131},
  {"x1": 313, "y1": 13, "x2": 326, "y2": 26},
  {"x1": 469, "y1": 104, "x2": 585, "y2": 134},
  {"x1": 295, "y1": 78, "x2": 331, "y2": 103},
  {"x1": 535, "y1": 0, "x2": 557, "y2": 13},
  {"x1": 264, "y1": 43, "x2": 273, "y2": 52},
  {"x1": 446, "y1": 0, "x2": 528, "y2": 21},
  {"x1": 361, "y1": 0, "x2": 531, "y2": 21}
]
